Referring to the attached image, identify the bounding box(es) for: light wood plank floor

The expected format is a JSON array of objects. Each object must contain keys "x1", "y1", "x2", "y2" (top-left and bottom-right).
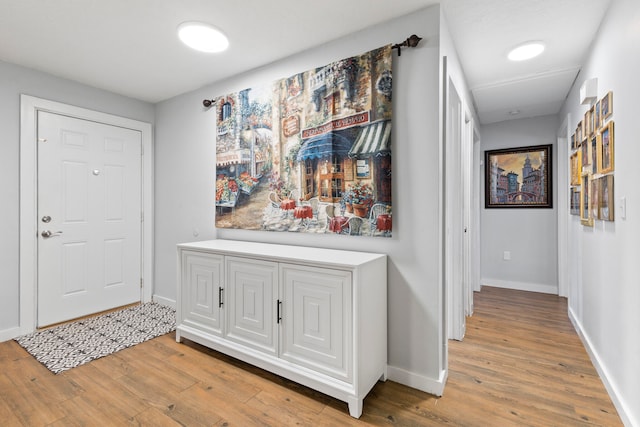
[{"x1": 0, "y1": 287, "x2": 621, "y2": 426}]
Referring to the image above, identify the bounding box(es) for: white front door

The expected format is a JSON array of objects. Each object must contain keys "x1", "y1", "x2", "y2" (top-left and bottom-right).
[{"x1": 37, "y1": 111, "x2": 142, "y2": 327}]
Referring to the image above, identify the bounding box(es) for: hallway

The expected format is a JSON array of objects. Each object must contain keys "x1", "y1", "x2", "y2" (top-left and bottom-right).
[{"x1": 443, "y1": 286, "x2": 621, "y2": 426}]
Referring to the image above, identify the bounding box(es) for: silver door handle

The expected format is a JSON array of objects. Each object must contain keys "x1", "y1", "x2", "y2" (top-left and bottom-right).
[{"x1": 41, "y1": 230, "x2": 63, "y2": 238}]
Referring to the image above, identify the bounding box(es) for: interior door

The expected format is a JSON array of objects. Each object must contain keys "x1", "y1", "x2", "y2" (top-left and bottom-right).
[{"x1": 37, "y1": 111, "x2": 142, "y2": 327}]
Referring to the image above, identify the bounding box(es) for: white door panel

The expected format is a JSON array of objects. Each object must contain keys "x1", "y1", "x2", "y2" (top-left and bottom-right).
[
  {"x1": 280, "y1": 263, "x2": 351, "y2": 382},
  {"x1": 37, "y1": 111, "x2": 142, "y2": 326},
  {"x1": 226, "y1": 257, "x2": 278, "y2": 356}
]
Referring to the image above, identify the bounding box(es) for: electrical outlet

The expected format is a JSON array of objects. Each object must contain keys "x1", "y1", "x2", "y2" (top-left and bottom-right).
[{"x1": 503, "y1": 251, "x2": 511, "y2": 261}]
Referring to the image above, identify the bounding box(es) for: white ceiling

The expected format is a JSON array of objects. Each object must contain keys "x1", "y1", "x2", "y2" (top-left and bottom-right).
[{"x1": 0, "y1": 0, "x2": 611, "y2": 124}]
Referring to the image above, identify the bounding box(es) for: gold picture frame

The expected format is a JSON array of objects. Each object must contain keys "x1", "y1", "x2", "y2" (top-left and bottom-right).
[
  {"x1": 580, "y1": 173, "x2": 593, "y2": 226},
  {"x1": 570, "y1": 150, "x2": 581, "y2": 186},
  {"x1": 600, "y1": 91, "x2": 613, "y2": 122},
  {"x1": 598, "y1": 121, "x2": 614, "y2": 174},
  {"x1": 590, "y1": 174, "x2": 599, "y2": 221}
]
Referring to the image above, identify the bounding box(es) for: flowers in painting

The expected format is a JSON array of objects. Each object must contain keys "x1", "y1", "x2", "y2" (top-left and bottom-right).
[
  {"x1": 268, "y1": 173, "x2": 292, "y2": 199},
  {"x1": 344, "y1": 182, "x2": 374, "y2": 206}
]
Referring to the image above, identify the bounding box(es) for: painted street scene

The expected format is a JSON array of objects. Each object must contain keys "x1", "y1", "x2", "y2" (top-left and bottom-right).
[{"x1": 215, "y1": 46, "x2": 393, "y2": 237}]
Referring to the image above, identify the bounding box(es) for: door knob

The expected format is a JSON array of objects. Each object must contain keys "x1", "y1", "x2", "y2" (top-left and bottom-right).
[
  {"x1": 41, "y1": 230, "x2": 63, "y2": 238},
  {"x1": 42, "y1": 215, "x2": 52, "y2": 223}
]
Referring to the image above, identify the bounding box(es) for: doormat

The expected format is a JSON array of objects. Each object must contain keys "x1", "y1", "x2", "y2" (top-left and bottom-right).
[{"x1": 14, "y1": 302, "x2": 175, "y2": 374}]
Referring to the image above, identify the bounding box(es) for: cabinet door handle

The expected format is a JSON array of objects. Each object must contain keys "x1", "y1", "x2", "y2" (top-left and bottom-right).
[
  {"x1": 277, "y1": 299, "x2": 282, "y2": 324},
  {"x1": 218, "y1": 287, "x2": 224, "y2": 307}
]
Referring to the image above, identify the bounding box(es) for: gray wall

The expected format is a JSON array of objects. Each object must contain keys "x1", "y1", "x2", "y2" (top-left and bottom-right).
[
  {"x1": 480, "y1": 115, "x2": 559, "y2": 294},
  {"x1": 154, "y1": 6, "x2": 449, "y2": 390},
  {"x1": 560, "y1": 0, "x2": 639, "y2": 424},
  {"x1": 0, "y1": 60, "x2": 154, "y2": 337}
]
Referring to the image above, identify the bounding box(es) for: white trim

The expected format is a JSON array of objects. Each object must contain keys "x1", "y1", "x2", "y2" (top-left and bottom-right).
[
  {"x1": 481, "y1": 278, "x2": 558, "y2": 295},
  {"x1": 19, "y1": 95, "x2": 154, "y2": 337},
  {"x1": 0, "y1": 327, "x2": 22, "y2": 342},
  {"x1": 387, "y1": 365, "x2": 447, "y2": 397},
  {"x1": 568, "y1": 307, "x2": 635, "y2": 427},
  {"x1": 153, "y1": 295, "x2": 176, "y2": 310},
  {"x1": 557, "y1": 115, "x2": 570, "y2": 298}
]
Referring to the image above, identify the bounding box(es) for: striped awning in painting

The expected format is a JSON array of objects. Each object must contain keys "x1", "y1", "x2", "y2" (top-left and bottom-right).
[{"x1": 348, "y1": 120, "x2": 391, "y2": 158}]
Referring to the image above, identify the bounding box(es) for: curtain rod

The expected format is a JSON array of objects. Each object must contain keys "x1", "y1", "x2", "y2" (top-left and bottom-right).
[{"x1": 203, "y1": 35, "x2": 422, "y2": 107}]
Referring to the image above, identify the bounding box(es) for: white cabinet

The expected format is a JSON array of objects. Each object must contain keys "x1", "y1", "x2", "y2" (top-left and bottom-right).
[{"x1": 176, "y1": 240, "x2": 387, "y2": 418}]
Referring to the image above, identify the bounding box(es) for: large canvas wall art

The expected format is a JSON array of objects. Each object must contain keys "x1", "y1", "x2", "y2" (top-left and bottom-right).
[{"x1": 215, "y1": 46, "x2": 393, "y2": 237}]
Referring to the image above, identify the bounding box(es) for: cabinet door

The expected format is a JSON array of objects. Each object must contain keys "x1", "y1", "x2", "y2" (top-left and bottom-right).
[
  {"x1": 181, "y1": 251, "x2": 224, "y2": 336},
  {"x1": 226, "y1": 256, "x2": 278, "y2": 356},
  {"x1": 280, "y1": 263, "x2": 352, "y2": 382}
]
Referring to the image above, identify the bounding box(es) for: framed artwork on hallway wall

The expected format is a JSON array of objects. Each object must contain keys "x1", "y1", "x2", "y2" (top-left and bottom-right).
[
  {"x1": 484, "y1": 144, "x2": 552, "y2": 208},
  {"x1": 597, "y1": 121, "x2": 614, "y2": 174},
  {"x1": 580, "y1": 172, "x2": 593, "y2": 227}
]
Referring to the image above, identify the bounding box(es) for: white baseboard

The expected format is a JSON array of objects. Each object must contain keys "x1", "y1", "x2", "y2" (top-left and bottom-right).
[
  {"x1": 481, "y1": 278, "x2": 558, "y2": 295},
  {"x1": 568, "y1": 307, "x2": 636, "y2": 427},
  {"x1": 0, "y1": 326, "x2": 22, "y2": 343},
  {"x1": 387, "y1": 365, "x2": 447, "y2": 397},
  {"x1": 153, "y1": 295, "x2": 176, "y2": 309}
]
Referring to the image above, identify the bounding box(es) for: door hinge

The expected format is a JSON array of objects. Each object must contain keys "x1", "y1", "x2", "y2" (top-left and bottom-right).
[{"x1": 140, "y1": 278, "x2": 143, "y2": 288}]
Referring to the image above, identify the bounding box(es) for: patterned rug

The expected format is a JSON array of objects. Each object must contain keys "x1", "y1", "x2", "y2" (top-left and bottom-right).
[{"x1": 15, "y1": 302, "x2": 175, "y2": 374}]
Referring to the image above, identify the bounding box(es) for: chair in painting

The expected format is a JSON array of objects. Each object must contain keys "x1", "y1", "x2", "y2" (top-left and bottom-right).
[
  {"x1": 347, "y1": 216, "x2": 364, "y2": 236},
  {"x1": 268, "y1": 191, "x2": 281, "y2": 209},
  {"x1": 306, "y1": 197, "x2": 320, "y2": 221},
  {"x1": 324, "y1": 204, "x2": 335, "y2": 231},
  {"x1": 368, "y1": 203, "x2": 389, "y2": 235}
]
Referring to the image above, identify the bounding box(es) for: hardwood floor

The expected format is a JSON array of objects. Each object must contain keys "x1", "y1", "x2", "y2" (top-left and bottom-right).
[{"x1": 0, "y1": 287, "x2": 621, "y2": 426}]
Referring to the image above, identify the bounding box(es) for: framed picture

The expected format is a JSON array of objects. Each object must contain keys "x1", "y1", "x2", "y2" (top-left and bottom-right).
[
  {"x1": 598, "y1": 121, "x2": 614, "y2": 174},
  {"x1": 599, "y1": 175, "x2": 614, "y2": 221},
  {"x1": 485, "y1": 144, "x2": 552, "y2": 208},
  {"x1": 580, "y1": 173, "x2": 593, "y2": 226},
  {"x1": 581, "y1": 135, "x2": 589, "y2": 169},
  {"x1": 570, "y1": 133, "x2": 576, "y2": 151},
  {"x1": 594, "y1": 99, "x2": 601, "y2": 130},
  {"x1": 600, "y1": 91, "x2": 613, "y2": 121},
  {"x1": 590, "y1": 174, "x2": 599, "y2": 220},
  {"x1": 576, "y1": 120, "x2": 583, "y2": 144},
  {"x1": 590, "y1": 135, "x2": 598, "y2": 174},
  {"x1": 570, "y1": 187, "x2": 581, "y2": 216},
  {"x1": 589, "y1": 105, "x2": 597, "y2": 137},
  {"x1": 570, "y1": 150, "x2": 581, "y2": 186},
  {"x1": 584, "y1": 108, "x2": 592, "y2": 137}
]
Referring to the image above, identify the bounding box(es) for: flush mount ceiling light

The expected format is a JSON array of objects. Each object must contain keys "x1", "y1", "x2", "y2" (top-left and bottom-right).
[
  {"x1": 507, "y1": 41, "x2": 545, "y2": 61},
  {"x1": 177, "y1": 21, "x2": 229, "y2": 53}
]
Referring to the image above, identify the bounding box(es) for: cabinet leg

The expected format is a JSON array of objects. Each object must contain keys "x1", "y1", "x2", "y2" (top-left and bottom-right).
[
  {"x1": 347, "y1": 397, "x2": 363, "y2": 418},
  {"x1": 175, "y1": 330, "x2": 183, "y2": 343}
]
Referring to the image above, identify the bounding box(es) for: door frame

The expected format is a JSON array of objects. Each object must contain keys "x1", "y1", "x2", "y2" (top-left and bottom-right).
[{"x1": 19, "y1": 95, "x2": 154, "y2": 334}]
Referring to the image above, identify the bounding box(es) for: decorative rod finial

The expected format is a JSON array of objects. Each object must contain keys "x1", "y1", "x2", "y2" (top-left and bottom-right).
[
  {"x1": 406, "y1": 34, "x2": 422, "y2": 48},
  {"x1": 203, "y1": 99, "x2": 215, "y2": 108},
  {"x1": 393, "y1": 34, "x2": 423, "y2": 56}
]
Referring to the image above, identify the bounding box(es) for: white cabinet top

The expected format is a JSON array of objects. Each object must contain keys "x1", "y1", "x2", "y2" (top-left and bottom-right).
[{"x1": 178, "y1": 239, "x2": 385, "y2": 269}]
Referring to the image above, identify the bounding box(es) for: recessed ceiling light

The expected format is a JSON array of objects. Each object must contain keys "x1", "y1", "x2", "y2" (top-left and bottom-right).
[
  {"x1": 508, "y1": 109, "x2": 521, "y2": 115},
  {"x1": 507, "y1": 42, "x2": 545, "y2": 61},
  {"x1": 177, "y1": 21, "x2": 229, "y2": 53}
]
